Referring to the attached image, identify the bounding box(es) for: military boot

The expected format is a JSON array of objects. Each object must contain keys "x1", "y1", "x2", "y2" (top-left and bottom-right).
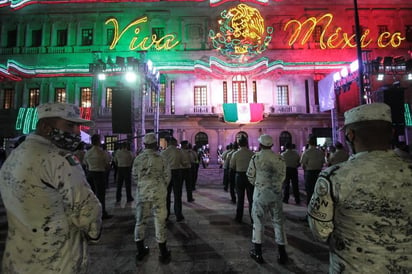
[
  {"x1": 277, "y1": 244, "x2": 288, "y2": 265},
  {"x1": 249, "y1": 243, "x2": 264, "y2": 264},
  {"x1": 135, "y1": 240, "x2": 149, "y2": 261},
  {"x1": 158, "y1": 242, "x2": 171, "y2": 264}
]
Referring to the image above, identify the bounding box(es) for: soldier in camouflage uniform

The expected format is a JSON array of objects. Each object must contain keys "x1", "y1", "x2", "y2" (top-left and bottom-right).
[
  {"x1": 308, "y1": 103, "x2": 412, "y2": 273},
  {"x1": 246, "y1": 134, "x2": 288, "y2": 265},
  {"x1": 132, "y1": 133, "x2": 172, "y2": 264},
  {"x1": 0, "y1": 103, "x2": 102, "y2": 274}
]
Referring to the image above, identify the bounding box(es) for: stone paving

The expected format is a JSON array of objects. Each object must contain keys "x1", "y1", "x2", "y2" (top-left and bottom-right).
[
  {"x1": 86, "y1": 165, "x2": 329, "y2": 274},
  {"x1": 0, "y1": 164, "x2": 329, "y2": 273}
]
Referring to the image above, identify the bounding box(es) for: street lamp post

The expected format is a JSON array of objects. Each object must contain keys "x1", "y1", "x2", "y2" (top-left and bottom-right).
[
  {"x1": 353, "y1": 0, "x2": 365, "y2": 105},
  {"x1": 154, "y1": 82, "x2": 160, "y2": 136},
  {"x1": 140, "y1": 81, "x2": 146, "y2": 149},
  {"x1": 91, "y1": 75, "x2": 99, "y2": 134}
]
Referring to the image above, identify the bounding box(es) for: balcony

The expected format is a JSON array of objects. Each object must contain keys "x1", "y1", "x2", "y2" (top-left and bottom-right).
[
  {"x1": 0, "y1": 47, "x2": 20, "y2": 55},
  {"x1": 96, "y1": 104, "x2": 316, "y2": 119},
  {"x1": 191, "y1": 106, "x2": 212, "y2": 113},
  {"x1": 270, "y1": 105, "x2": 306, "y2": 114},
  {"x1": 145, "y1": 105, "x2": 214, "y2": 115},
  {"x1": 146, "y1": 106, "x2": 166, "y2": 114},
  {"x1": 98, "y1": 107, "x2": 112, "y2": 117}
]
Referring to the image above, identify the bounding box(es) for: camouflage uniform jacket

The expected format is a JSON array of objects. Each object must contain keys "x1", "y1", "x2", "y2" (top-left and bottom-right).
[
  {"x1": 247, "y1": 149, "x2": 286, "y2": 197},
  {"x1": 307, "y1": 150, "x2": 412, "y2": 273},
  {"x1": 132, "y1": 149, "x2": 171, "y2": 202},
  {"x1": 0, "y1": 134, "x2": 102, "y2": 274}
]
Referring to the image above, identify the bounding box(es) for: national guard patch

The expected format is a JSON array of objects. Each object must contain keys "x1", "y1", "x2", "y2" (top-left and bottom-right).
[{"x1": 308, "y1": 177, "x2": 334, "y2": 222}]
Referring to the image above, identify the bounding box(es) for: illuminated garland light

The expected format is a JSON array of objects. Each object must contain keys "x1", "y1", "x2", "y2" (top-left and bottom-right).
[
  {"x1": 31, "y1": 109, "x2": 38, "y2": 131},
  {"x1": 15, "y1": 107, "x2": 37, "y2": 134},
  {"x1": 209, "y1": 4, "x2": 273, "y2": 62},
  {"x1": 1, "y1": 0, "x2": 272, "y2": 10},
  {"x1": 210, "y1": 0, "x2": 270, "y2": 7},
  {"x1": 284, "y1": 13, "x2": 405, "y2": 49},
  {"x1": 15, "y1": 107, "x2": 26, "y2": 130},
  {"x1": 0, "y1": 64, "x2": 22, "y2": 81},
  {"x1": 405, "y1": 104, "x2": 412, "y2": 127},
  {"x1": 14, "y1": 107, "x2": 93, "y2": 133},
  {"x1": 23, "y1": 108, "x2": 33, "y2": 134}
]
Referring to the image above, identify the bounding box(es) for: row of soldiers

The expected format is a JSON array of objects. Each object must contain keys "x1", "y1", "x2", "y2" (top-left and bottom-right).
[
  {"x1": 134, "y1": 132, "x2": 291, "y2": 265},
  {"x1": 221, "y1": 137, "x2": 351, "y2": 210}
]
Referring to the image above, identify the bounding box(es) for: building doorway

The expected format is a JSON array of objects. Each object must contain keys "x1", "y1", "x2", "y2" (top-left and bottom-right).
[{"x1": 279, "y1": 131, "x2": 292, "y2": 152}]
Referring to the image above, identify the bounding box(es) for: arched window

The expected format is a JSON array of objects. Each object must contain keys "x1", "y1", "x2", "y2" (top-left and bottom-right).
[
  {"x1": 279, "y1": 131, "x2": 292, "y2": 152},
  {"x1": 195, "y1": 132, "x2": 208, "y2": 147},
  {"x1": 232, "y1": 75, "x2": 247, "y2": 103},
  {"x1": 235, "y1": 131, "x2": 248, "y2": 143}
]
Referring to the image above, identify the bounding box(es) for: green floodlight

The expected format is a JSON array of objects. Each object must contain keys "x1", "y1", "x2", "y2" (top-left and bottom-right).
[
  {"x1": 23, "y1": 108, "x2": 34, "y2": 134},
  {"x1": 15, "y1": 107, "x2": 25, "y2": 130}
]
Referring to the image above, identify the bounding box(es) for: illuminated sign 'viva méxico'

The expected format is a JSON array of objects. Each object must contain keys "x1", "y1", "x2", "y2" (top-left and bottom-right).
[
  {"x1": 105, "y1": 16, "x2": 180, "y2": 50},
  {"x1": 106, "y1": 12, "x2": 405, "y2": 52},
  {"x1": 284, "y1": 13, "x2": 405, "y2": 49}
]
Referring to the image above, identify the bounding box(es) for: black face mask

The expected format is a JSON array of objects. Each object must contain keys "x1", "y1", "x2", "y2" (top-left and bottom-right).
[
  {"x1": 49, "y1": 128, "x2": 81, "y2": 152},
  {"x1": 345, "y1": 134, "x2": 356, "y2": 155}
]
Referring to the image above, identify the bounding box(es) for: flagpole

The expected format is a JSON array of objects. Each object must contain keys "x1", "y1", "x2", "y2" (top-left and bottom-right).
[{"x1": 353, "y1": 0, "x2": 365, "y2": 105}]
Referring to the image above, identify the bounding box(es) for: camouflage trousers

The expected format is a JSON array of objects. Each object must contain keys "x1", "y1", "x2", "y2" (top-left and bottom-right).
[
  {"x1": 134, "y1": 200, "x2": 167, "y2": 243},
  {"x1": 251, "y1": 198, "x2": 287, "y2": 245}
]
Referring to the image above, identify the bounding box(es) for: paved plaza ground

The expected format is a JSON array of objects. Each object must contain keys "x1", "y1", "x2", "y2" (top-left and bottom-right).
[
  {"x1": 0, "y1": 164, "x2": 329, "y2": 274},
  {"x1": 87, "y1": 165, "x2": 329, "y2": 274}
]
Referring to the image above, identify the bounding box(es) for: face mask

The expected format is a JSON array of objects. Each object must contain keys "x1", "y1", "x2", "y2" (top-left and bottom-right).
[
  {"x1": 345, "y1": 134, "x2": 356, "y2": 155},
  {"x1": 49, "y1": 128, "x2": 81, "y2": 151}
]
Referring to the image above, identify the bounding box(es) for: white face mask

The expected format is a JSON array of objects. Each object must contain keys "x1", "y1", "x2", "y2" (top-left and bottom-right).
[{"x1": 49, "y1": 128, "x2": 81, "y2": 151}]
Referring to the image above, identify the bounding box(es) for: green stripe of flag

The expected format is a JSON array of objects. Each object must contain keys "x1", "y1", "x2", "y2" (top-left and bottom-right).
[{"x1": 223, "y1": 103, "x2": 238, "y2": 122}]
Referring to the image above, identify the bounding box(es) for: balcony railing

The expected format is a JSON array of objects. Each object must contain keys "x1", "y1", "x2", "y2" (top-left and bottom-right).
[
  {"x1": 270, "y1": 105, "x2": 306, "y2": 114},
  {"x1": 98, "y1": 107, "x2": 112, "y2": 117},
  {"x1": 146, "y1": 106, "x2": 166, "y2": 114},
  {"x1": 95, "y1": 104, "x2": 315, "y2": 119},
  {"x1": 191, "y1": 106, "x2": 211, "y2": 113}
]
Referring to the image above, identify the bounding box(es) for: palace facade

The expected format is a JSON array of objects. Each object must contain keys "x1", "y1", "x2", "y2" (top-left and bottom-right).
[{"x1": 0, "y1": 0, "x2": 411, "y2": 160}]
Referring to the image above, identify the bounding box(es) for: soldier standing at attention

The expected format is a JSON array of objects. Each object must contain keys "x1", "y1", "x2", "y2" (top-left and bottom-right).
[
  {"x1": 300, "y1": 136, "x2": 325, "y2": 205},
  {"x1": 281, "y1": 142, "x2": 301, "y2": 205},
  {"x1": 221, "y1": 143, "x2": 233, "y2": 192},
  {"x1": 247, "y1": 134, "x2": 288, "y2": 265},
  {"x1": 308, "y1": 103, "x2": 412, "y2": 273},
  {"x1": 132, "y1": 133, "x2": 172, "y2": 264},
  {"x1": 180, "y1": 140, "x2": 194, "y2": 202},
  {"x1": 230, "y1": 136, "x2": 255, "y2": 223},
  {"x1": 161, "y1": 137, "x2": 185, "y2": 222},
  {"x1": 85, "y1": 134, "x2": 112, "y2": 219},
  {"x1": 113, "y1": 142, "x2": 135, "y2": 204}
]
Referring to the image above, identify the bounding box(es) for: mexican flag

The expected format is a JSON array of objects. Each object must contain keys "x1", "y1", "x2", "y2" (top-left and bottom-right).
[{"x1": 223, "y1": 103, "x2": 264, "y2": 123}]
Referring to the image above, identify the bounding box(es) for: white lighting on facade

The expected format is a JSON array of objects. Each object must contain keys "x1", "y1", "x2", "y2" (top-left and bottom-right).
[
  {"x1": 377, "y1": 74, "x2": 384, "y2": 81},
  {"x1": 350, "y1": 60, "x2": 359, "y2": 73},
  {"x1": 97, "y1": 73, "x2": 106, "y2": 80},
  {"x1": 147, "y1": 59, "x2": 153, "y2": 73},
  {"x1": 333, "y1": 72, "x2": 341, "y2": 82},
  {"x1": 340, "y1": 67, "x2": 348, "y2": 78},
  {"x1": 125, "y1": 71, "x2": 137, "y2": 82}
]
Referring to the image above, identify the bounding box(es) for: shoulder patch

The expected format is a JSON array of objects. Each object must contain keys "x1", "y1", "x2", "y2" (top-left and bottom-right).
[
  {"x1": 308, "y1": 176, "x2": 334, "y2": 221},
  {"x1": 320, "y1": 165, "x2": 340, "y2": 180},
  {"x1": 65, "y1": 154, "x2": 80, "y2": 166}
]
